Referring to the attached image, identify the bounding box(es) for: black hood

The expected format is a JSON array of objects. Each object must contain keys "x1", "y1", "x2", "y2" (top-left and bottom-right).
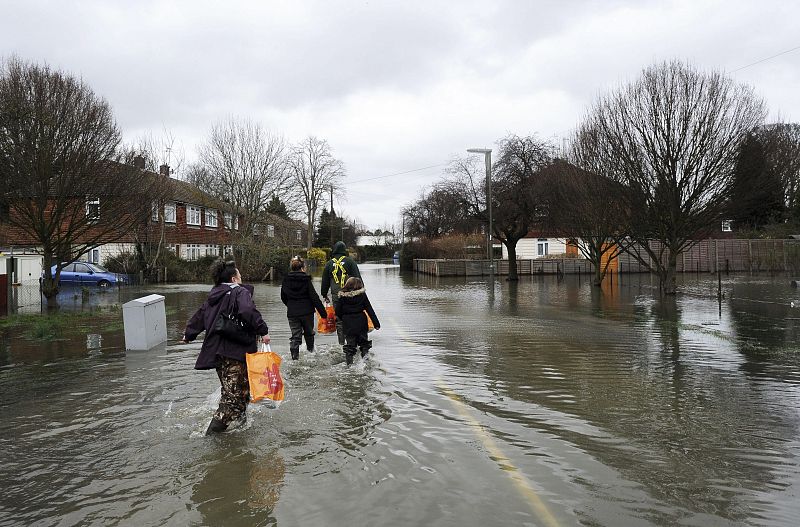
[
  {"x1": 284, "y1": 271, "x2": 312, "y2": 293},
  {"x1": 331, "y1": 241, "x2": 347, "y2": 257}
]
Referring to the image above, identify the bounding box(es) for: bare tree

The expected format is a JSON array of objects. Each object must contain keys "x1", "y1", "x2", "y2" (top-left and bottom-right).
[
  {"x1": 122, "y1": 128, "x2": 185, "y2": 176},
  {"x1": 552, "y1": 155, "x2": 628, "y2": 286},
  {"x1": 401, "y1": 182, "x2": 478, "y2": 239},
  {"x1": 450, "y1": 134, "x2": 554, "y2": 281},
  {"x1": 0, "y1": 58, "x2": 158, "y2": 306},
  {"x1": 196, "y1": 117, "x2": 291, "y2": 237},
  {"x1": 120, "y1": 130, "x2": 183, "y2": 279},
  {"x1": 577, "y1": 60, "x2": 766, "y2": 294},
  {"x1": 288, "y1": 136, "x2": 345, "y2": 249}
]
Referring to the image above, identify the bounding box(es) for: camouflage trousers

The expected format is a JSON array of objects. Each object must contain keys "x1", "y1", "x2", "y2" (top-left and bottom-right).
[{"x1": 213, "y1": 356, "x2": 250, "y2": 426}]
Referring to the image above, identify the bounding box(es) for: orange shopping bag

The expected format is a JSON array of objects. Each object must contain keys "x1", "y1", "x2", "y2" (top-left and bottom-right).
[
  {"x1": 365, "y1": 311, "x2": 374, "y2": 332},
  {"x1": 317, "y1": 304, "x2": 337, "y2": 334},
  {"x1": 246, "y1": 343, "x2": 285, "y2": 402}
]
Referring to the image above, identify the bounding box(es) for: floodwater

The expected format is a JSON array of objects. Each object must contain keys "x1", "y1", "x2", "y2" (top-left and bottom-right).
[{"x1": 2, "y1": 265, "x2": 800, "y2": 526}]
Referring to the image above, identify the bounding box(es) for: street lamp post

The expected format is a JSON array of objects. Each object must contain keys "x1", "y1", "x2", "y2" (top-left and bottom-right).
[
  {"x1": 341, "y1": 225, "x2": 349, "y2": 244},
  {"x1": 467, "y1": 148, "x2": 493, "y2": 276}
]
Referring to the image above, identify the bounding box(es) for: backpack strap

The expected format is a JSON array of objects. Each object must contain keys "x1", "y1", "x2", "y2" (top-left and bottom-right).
[{"x1": 331, "y1": 256, "x2": 347, "y2": 286}]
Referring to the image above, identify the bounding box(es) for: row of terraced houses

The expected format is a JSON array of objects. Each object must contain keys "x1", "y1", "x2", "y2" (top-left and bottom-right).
[{"x1": 0, "y1": 156, "x2": 308, "y2": 267}]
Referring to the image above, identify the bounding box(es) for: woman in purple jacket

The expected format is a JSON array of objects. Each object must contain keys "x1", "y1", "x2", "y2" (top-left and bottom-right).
[{"x1": 182, "y1": 260, "x2": 270, "y2": 434}]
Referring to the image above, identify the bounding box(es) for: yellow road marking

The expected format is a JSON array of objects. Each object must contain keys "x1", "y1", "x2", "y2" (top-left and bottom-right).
[
  {"x1": 439, "y1": 382, "x2": 561, "y2": 527},
  {"x1": 385, "y1": 316, "x2": 559, "y2": 526}
]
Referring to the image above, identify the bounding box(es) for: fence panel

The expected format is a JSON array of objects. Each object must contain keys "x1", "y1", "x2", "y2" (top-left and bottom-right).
[
  {"x1": 412, "y1": 239, "x2": 800, "y2": 276},
  {"x1": 10, "y1": 279, "x2": 42, "y2": 314}
]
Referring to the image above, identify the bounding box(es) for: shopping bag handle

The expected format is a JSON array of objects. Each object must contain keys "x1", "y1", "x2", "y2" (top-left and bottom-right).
[{"x1": 258, "y1": 342, "x2": 272, "y2": 353}]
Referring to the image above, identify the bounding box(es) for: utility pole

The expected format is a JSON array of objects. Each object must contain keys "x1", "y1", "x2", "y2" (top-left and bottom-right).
[
  {"x1": 329, "y1": 185, "x2": 335, "y2": 243},
  {"x1": 467, "y1": 148, "x2": 493, "y2": 277}
]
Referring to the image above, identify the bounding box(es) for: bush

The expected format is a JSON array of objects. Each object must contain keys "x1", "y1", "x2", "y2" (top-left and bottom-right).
[
  {"x1": 399, "y1": 234, "x2": 487, "y2": 270},
  {"x1": 399, "y1": 239, "x2": 437, "y2": 270},
  {"x1": 306, "y1": 247, "x2": 328, "y2": 266},
  {"x1": 735, "y1": 222, "x2": 800, "y2": 239},
  {"x1": 103, "y1": 251, "x2": 139, "y2": 274},
  {"x1": 236, "y1": 244, "x2": 294, "y2": 282},
  {"x1": 357, "y1": 244, "x2": 396, "y2": 261}
]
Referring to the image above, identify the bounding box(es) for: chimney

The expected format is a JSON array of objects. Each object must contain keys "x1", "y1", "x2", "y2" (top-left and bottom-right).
[
  {"x1": 159, "y1": 164, "x2": 170, "y2": 177},
  {"x1": 133, "y1": 155, "x2": 145, "y2": 169}
]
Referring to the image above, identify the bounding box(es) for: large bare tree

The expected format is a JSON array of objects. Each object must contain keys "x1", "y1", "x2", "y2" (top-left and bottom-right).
[
  {"x1": 0, "y1": 58, "x2": 157, "y2": 306},
  {"x1": 288, "y1": 136, "x2": 345, "y2": 250},
  {"x1": 576, "y1": 60, "x2": 766, "y2": 294},
  {"x1": 194, "y1": 117, "x2": 291, "y2": 238}
]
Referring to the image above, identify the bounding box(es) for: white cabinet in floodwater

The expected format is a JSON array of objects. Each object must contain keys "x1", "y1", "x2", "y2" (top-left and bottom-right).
[{"x1": 123, "y1": 294, "x2": 167, "y2": 350}]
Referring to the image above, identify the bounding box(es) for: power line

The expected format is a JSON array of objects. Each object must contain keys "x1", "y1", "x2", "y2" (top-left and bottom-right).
[
  {"x1": 346, "y1": 171, "x2": 436, "y2": 194},
  {"x1": 347, "y1": 163, "x2": 446, "y2": 184},
  {"x1": 729, "y1": 44, "x2": 800, "y2": 73}
]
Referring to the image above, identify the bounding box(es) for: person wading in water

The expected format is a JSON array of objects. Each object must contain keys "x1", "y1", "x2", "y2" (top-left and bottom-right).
[
  {"x1": 320, "y1": 241, "x2": 361, "y2": 347},
  {"x1": 182, "y1": 260, "x2": 270, "y2": 434},
  {"x1": 280, "y1": 256, "x2": 327, "y2": 360}
]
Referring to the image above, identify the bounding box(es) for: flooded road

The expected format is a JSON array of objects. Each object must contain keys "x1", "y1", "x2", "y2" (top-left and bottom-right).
[{"x1": 2, "y1": 265, "x2": 800, "y2": 526}]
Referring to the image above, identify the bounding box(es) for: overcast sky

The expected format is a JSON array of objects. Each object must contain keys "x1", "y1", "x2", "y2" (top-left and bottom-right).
[{"x1": 2, "y1": 0, "x2": 798, "y2": 230}]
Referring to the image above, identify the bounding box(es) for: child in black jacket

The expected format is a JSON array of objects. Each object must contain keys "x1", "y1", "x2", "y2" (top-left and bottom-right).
[
  {"x1": 334, "y1": 276, "x2": 380, "y2": 365},
  {"x1": 280, "y1": 257, "x2": 327, "y2": 360}
]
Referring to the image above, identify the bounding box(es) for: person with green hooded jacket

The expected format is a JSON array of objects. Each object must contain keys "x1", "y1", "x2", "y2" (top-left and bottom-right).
[{"x1": 321, "y1": 241, "x2": 362, "y2": 345}]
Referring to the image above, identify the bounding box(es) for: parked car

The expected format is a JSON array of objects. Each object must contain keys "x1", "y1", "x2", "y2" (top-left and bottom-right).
[{"x1": 50, "y1": 262, "x2": 128, "y2": 287}]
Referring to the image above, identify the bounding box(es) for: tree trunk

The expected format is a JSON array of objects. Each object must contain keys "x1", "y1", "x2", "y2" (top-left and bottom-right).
[
  {"x1": 506, "y1": 240, "x2": 519, "y2": 281},
  {"x1": 40, "y1": 252, "x2": 60, "y2": 307},
  {"x1": 593, "y1": 263, "x2": 604, "y2": 287},
  {"x1": 307, "y1": 211, "x2": 314, "y2": 250},
  {"x1": 661, "y1": 249, "x2": 678, "y2": 295},
  {"x1": 41, "y1": 276, "x2": 59, "y2": 307},
  {"x1": 589, "y1": 243, "x2": 604, "y2": 287}
]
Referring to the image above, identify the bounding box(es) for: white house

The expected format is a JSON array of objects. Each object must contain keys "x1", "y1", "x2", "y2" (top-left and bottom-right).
[{"x1": 501, "y1": 235, "x2": 568, "y2": 259}]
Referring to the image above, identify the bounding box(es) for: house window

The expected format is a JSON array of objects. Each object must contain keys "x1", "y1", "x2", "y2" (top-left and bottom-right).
[
  {"x1": 89, "y1": 248, "x2": 101, "y2": 264},
  {"x1": 296, "y1": 229, "x2": 302, "y2": 241},
  {"x1": 187, "y1": 206, "x2": 201, "y2": 226},
  {"x1": 537, "y1": 238, "x2": 549, "y2": 256},
  {"x1": 185, "y1": 244, "x2": 201, "y2": 260},
  {"x1": 267, "y1": 224, "x2": 275, "y2": 237},
  {"x1": 206, "y1": 209, "x2": 218, "y2": 228},
  {"x1": 252, "y1": 223, "x2": 261, "y2": 235},
  {"x1": 234, "y1": 216, "x2": 239, "y2": 230},
  {"x1": 721, "y1": 220, "x2": 732, "y2": 232},
  {"x1": 205, "y1": 245, "x2": 217, "y2": 257},
  {"x1": 164, "y1": 202, "x2": 176, "y2": 223},
  {"x1": 86, "y1": 197, "x2": 100, "y2": 223},
  {"x1": 151, "y1": 201, "x2": 159, "y2": 222},
  {"x1": 224, "y1": 212, "x2": 233, "y2": 229}
]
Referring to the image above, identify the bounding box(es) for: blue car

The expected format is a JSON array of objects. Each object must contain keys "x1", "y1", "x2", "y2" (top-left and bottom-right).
[{"x1": 51, "y1": 262, "x2": 128, "y2": 287}]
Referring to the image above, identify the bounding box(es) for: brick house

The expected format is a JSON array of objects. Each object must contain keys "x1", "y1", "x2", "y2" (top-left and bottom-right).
[
  {"x1": 1, "y1": 157, "x2": 307, "y2": 265},
  {"x1": 146, "y1": 161, "x2": 242, "y2": 262}
]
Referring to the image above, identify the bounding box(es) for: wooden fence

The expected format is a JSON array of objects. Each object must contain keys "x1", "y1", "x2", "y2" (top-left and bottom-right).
[
  {"x1": 617, "y1": 239, "x2": 800, "y2": 274},
  {"x1": 413, "y1": 239, "x2": 800, "y2": 276},
  {"x1": 413, "y1": 258, "x2": 594, "y2": 276}
]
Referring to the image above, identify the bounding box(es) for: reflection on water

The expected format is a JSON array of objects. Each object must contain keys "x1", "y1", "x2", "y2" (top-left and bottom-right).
[
  {"x1": 192, "y1": 444, "x2": 284, "y2": 526},
  {"x1": 1, "y1": 268, "x2": 800, "y2": 526}
]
